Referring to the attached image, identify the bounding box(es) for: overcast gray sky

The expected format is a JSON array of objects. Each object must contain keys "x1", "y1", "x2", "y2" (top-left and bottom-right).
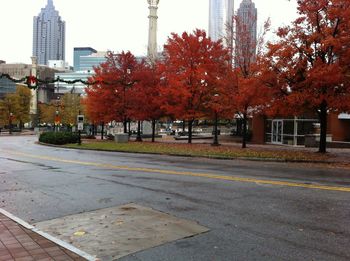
[{"x1": 0, "y1": 0, "x2": 298, "y2": 65}]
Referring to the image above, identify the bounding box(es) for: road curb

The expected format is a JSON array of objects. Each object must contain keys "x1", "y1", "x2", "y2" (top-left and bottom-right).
[{"x1": 0, "y1": 208, "x2": 99, "y2": 261}]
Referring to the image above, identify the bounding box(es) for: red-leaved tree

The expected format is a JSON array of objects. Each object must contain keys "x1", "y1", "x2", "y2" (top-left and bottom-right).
[
  {"x1": 85, "y1": 51, "x2": 140, "y2": 134},
  {"x1": 128, "y1": 61, "x2": 165, "y2": 142},
  {"x1": 160, "y1": 29, "x2": 228, "y2": 143},
  {"x1": 223, "y1": 10, "x2": 271, "y2": 148},
  {"x1": 265, "y1": 0, "x2": 350, "y2": 153}
]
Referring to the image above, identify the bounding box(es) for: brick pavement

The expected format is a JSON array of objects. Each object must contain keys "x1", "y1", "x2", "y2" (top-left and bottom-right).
[{"x1": 0, "y1": 213, "x2": 86, "y2": 261}]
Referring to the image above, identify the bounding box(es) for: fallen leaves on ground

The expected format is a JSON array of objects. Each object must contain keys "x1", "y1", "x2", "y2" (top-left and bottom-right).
[{"x1": 65, "y1": 141, "x2": 333, "y2": 163}]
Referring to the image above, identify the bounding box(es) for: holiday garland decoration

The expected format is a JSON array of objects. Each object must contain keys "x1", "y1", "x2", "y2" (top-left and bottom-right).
[
  {"x1": 27, "y1": 76, "x2": 38, "y2": 89},
  {"x1": 0, "y1": 73, "x2": 133, "y2": 90}
]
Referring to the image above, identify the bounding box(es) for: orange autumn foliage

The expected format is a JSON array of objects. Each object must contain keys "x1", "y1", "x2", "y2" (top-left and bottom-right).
[{"x1": 264, "y1": 0, "x2": 350, "y2": 152}]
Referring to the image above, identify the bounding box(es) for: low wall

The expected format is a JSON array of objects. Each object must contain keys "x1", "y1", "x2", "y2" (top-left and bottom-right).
[{"x1": 305, "y1": 134, "x2": 350, "y2": 148}]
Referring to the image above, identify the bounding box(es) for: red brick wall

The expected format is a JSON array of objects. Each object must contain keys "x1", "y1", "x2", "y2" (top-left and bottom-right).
[
  {"x1": 252, "y1": 115, "x2": 265, "y2": 144},
  {"x1": 328, "y1": 113, "x2": 350, "y2": 141}
]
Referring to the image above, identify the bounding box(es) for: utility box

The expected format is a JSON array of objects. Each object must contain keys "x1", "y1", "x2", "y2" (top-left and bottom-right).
[{"x1": 114, "y1": 133, "x2": 129, "y2": 143}]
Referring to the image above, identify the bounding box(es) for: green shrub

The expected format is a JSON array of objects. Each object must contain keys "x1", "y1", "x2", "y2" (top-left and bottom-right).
[{"x1": 39, "y1": 131, "x2": 79, "y2": 145}]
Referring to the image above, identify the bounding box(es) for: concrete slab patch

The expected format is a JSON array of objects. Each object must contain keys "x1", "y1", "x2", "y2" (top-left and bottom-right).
[{"x1": 34, "y1": 203, "x2": 209, "y2": 260}]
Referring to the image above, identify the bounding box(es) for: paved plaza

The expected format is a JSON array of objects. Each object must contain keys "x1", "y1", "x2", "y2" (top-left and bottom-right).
[{"x1": 0, "y1": 212, "x2": 86, "y2": 260}]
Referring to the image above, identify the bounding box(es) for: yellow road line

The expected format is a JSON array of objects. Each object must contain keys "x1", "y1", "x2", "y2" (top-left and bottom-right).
[{"x1": 8, "y1": 151, "x2": 350, "y2": 193}]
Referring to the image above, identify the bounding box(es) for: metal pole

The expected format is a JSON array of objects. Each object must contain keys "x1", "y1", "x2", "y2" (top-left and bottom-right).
[
  {"x1": 78, "y1": 130, "x2": 81, "y2": 145},
  {"x1": 212, "y1": 93, "x2": 220, "y2": 146},
  {"x1": 9, "y1": 113, "x2": 13, "y2": 135},
  {"x1": 78, "y1": 110, "x2": 81, "y2": 145},
  {"x1": 101, "y1": 122, "x2": 104, "y2": 140}
]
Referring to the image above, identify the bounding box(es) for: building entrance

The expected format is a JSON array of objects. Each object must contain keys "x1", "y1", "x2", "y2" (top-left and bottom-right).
[
  {"x1": 272, "y1": 120, "x2": 283, "y2": 144},
  {"x1": 265, "y1": 118, "x2": 319, "y2": 146}
]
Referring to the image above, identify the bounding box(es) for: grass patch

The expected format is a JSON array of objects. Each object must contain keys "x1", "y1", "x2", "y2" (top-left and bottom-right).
[{"x1": 64, "y1": 141, "x2": 331, "y2": 162}]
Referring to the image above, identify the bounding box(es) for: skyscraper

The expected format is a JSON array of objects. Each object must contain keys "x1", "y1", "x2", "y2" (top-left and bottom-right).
[
  {"x1": 33, "y1": 0, "x2": 65, "y2": 65},
  {"x1": 235, "y1": 0, "x2": 257, "y2": 66},
  {"x1": 209, "y1": 0, "x2": 235, "y2": 43}
]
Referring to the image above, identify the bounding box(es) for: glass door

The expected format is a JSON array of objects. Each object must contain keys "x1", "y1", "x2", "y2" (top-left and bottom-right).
[{"x1": 272, "y1": 120, "x2": 283, "y2": 144}]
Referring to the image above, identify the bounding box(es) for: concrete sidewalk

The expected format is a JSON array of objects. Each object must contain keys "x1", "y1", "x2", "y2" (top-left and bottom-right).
[
  {"x1": 0, "y1": 130, "x2": 36, "y2": 136},
  {"x1": 0, "y1": 211, "x2": 90, "y2": 260}
]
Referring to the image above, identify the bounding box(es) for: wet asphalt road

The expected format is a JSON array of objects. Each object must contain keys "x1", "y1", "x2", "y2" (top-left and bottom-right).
[{"x1": 0, "y1": 135, "x2": 349, "y2": 261}]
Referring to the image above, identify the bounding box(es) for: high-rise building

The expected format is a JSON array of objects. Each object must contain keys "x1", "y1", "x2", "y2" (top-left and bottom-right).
[
  {"x1": 73, "y1": 47, "x2": 97, "y2": 71},
  {"x1": 235, "y1": 0, "x2": 257, "y2": 66},
  {"x1": 33, "y1": 0, "x2": 65, "y2": 65},
  {"x1": 209, "y1": 0, "x2": 235, "y2": 42}
]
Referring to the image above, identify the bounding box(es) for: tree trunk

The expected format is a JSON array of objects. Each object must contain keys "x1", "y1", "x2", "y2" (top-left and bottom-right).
[
  {"x1": 242, "y1": 114, "x2": 247, "y2": 149},
  {"x1": 90, "y1": 124, "x2": 93, "y2": 136},
  {"x1": 101, "y1": 122, "x2": 104, "y2": 140},
  {"x1": 151, "y1": 119, "x2": 156, "y2": 143},
  {"x1": 188, "y1": 119, "x2": 193, "y2": 144},
  {"x1": 9, "y1": 119, "x2": 12, "y2": 135},
  {"x1": 136, "y1": 121, "x2": 142, "y2": 142},
  {"x1": 182, "y1": 120, "x2": 186, "y2": 132},
  {"x1": 123, "y1": 119, "x2": 127, "y2": 134},
  {"x1": 318, "y1": 103, "x2": 328, "y2": 153},
  {"x1": 212, "y1": 112, "x2": 219, "y2": 146}
]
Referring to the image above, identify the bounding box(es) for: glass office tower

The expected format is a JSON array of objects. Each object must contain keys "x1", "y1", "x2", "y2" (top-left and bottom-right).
[
  {"x1": 236, "y1": 0, "x2": 257, "y2": 65},
  {"x1": 33, "y1": 0, "x2": 65, "y2": 65},
  {"x1": 209, "y1": 0, "x2": 235, "y2": 42}
]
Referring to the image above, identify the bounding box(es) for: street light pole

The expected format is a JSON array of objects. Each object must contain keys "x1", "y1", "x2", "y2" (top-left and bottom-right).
[
  {"x1": 78, "y1": 129, "x2": 81, "y2": 145},
  {"x1": 55, "y1": 96, "x2": 60, "y2": 132},
  {"x1": 212, "y1": 93, "x2": 220, "y2": 146},
  {"x1": 123, "y1": 68, "x2": 131, "y2": 134},
  {"x1": 9, "y1": 113, "x2": 13, "y2": 135},
  {"x1": 212, "y1": 111, "x2": 219, "y2": 146},
  {"x1": 78, "y1": 110, "x2": 82, "y2": 146}
]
